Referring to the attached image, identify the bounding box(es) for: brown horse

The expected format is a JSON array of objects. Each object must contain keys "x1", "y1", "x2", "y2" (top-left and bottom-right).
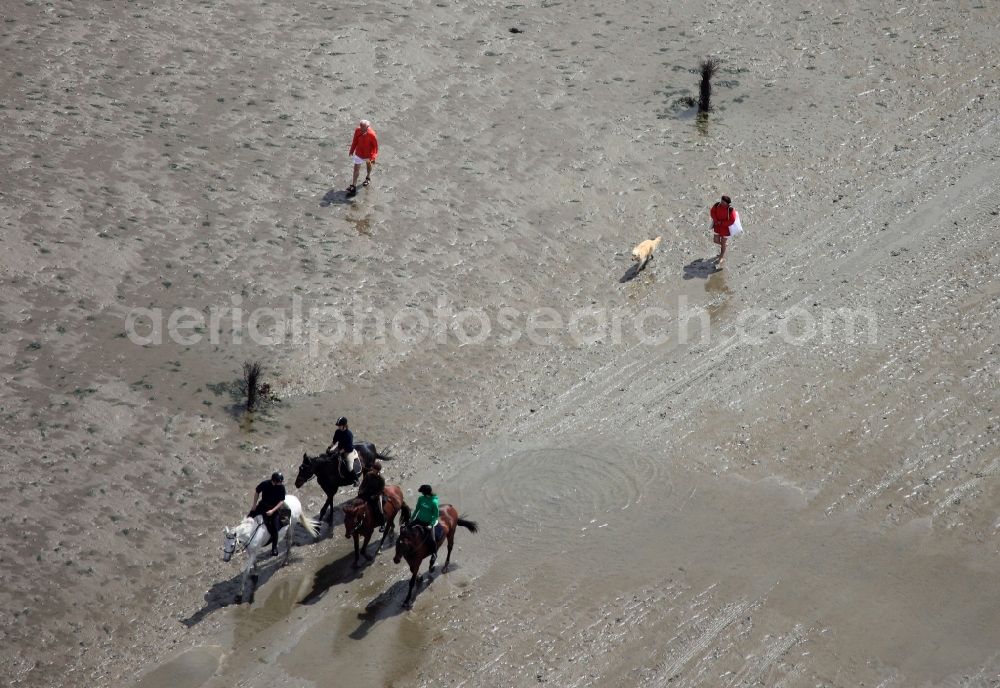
[
  {"x1": 342, "y1": 485, "x2": 410, "y2": 567},
  {"x1": 393, "y1": 505, "x2": 478, "y2": 607}
]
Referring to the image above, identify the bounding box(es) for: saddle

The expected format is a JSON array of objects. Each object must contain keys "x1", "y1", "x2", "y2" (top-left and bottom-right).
[
  {"x1": 416, "y1": 522, "x2": 444, "y2": 546},
  {"x1": 254, "y1": 508, "x2": 290, "y2": 528},
  {"x1": 326, "y1": 450, "x2": 360, "y2": 480}
]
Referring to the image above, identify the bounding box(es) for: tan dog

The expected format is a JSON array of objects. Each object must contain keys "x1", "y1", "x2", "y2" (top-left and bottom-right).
[{"x1": 631, "y1": 236, "x2": 662, "y2": 269}]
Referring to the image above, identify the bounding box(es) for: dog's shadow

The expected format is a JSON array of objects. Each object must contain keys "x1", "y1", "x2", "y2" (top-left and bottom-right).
[
  {"x1": 619, "y1": 261, "x2": 648, "y2": 283},
  {"x1": 683, "y1": 258, "x2": 720, "y2": 280},
  {"x1": 320, "y1": 188, "x2": 356, "y2": 207}
]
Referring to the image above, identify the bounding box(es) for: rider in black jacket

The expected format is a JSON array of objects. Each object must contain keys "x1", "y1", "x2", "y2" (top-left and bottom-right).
[
  {"x1": 247, "y1": 472, "x2": 286, "y2": 556},
  {"x1": 326, "y1": 416, "x2": 358, "y2": 483},
  {"x1": 357, "y1": 461, "x2": 386, "y2": 530}
]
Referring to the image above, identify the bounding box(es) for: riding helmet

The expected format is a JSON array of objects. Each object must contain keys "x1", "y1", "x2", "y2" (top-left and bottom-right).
[
  {"x1": 418, "y1": 484, "x2": 433, "y2": 496},
  {"x1": 336, "y1": 416, "x2": 348, "y2": 426},
  {"x1": 371, "y1": 460, "x2": 382, "y2": 472},
  {"x1": 272, "y1": 471, "x2": 284, "y2": 483}
]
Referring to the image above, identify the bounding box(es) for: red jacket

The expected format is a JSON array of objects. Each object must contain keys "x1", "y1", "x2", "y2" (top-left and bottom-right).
[
  {"x1": 710, "y1": 202, "x2": 735, "y2": 236},
  {"x1": 349, "y1": 127, "x2": 378, "y2": 161}
]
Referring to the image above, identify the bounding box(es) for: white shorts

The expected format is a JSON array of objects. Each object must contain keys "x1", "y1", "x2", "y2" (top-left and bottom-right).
[{"x1": 352, "y1": 155, "x2": 370, "y2": 165}]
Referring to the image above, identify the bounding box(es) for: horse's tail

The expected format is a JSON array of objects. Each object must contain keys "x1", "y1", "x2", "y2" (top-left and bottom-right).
[
  {"x1": 376, "y1": 444, "x2": 394, "y2": 461},
  {"x1": 456, "y1": 517, "x2": 478, "y2": 534},
  {"x1": 286, "y1": 495, "x2": 319, "y2": 538},
  {"x1": 299, "y1": 511, "x2": 319, "y2": 539}
]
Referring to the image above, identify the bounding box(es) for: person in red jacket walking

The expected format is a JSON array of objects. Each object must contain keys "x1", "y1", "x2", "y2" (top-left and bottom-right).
[
  {"x1": 709, "y1": 194, "x2": 737, "y2": 267},
  {"x1": 347, "y1": 119, "x2": 379, "y2": 194}
]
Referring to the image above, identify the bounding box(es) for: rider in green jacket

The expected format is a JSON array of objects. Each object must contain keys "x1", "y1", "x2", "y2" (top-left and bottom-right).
[{"x1": 410, "y1": 484, "x2": 440, "y2": 563}]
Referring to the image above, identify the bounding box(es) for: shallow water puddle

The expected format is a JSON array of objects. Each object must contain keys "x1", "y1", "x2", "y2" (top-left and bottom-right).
[
  {"x1": 409, "y1": 441, "x2": 1000, "y2": 685},
  {"x1": 160, "y1": 442, "x2": 1000, "y2": 686},
  {"x1": 131, "y1": 645, "x2": 222, "y2": 688}
]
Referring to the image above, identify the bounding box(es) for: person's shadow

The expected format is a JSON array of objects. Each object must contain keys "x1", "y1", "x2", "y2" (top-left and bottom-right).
[
  {"x1": 320, "y1": 188, "x2": 356, "y2": 207},
  {"x1": 682, "y1": 257, "x2": 721, "y2": 280}
]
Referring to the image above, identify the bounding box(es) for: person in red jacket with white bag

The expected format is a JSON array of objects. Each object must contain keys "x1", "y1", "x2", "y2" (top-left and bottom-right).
[
  {"x1": 709, "y1": 194, "x2": 742, "y2": 267},
  {"x1": 347, "y1": 119, "x2": 379, "y2": 194}
]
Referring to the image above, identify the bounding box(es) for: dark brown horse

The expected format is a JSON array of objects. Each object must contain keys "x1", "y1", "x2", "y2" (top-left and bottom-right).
[
  {"x1": 342, "y1": 485, "x2": 410, "y2": 567},
  {"x1": 294, "y1": 442, "x2": 392, "y2": 525},
  {"x1": 393, "y1": 505, "x2": 478, "y2": 607}
]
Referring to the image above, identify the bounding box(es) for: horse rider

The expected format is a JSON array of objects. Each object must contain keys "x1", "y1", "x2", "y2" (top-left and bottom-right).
[
  {"x1": 357, "y1": 460, "x2": 386, "y2": 531},
  {"x1": 409, "y1": 484, "x2": 440, "y2": 565},
  {"x1": 326, "y1": 416, "x2": 360, "y2": 484},
  {"x1": 248, "y1": 471, "x2": 286, "y2": 556}
]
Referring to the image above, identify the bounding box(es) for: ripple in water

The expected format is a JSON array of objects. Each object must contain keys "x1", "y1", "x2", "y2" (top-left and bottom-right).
[{"x1": 476, "y1": 446, "x2": 669, "y2": 537}]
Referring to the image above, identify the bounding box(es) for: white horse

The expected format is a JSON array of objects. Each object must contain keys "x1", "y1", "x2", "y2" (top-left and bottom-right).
[{"x1": 222, "y1": 494, "x2": 318, "y2": 604}]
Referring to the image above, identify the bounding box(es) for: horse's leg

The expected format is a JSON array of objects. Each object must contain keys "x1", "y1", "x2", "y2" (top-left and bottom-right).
[
  {"x1": 427, "y1": 528, "x2": 441, "y2": 572},
  {"x1": 361, "y1": 531, "x2": 374, "y2": 562},
  {"x1": 323, "y1": 494, "x2": 334, "y2": 526},
  {"x1": 427, "y1": 542, "x2": 438, "y2": 574},
  {"x1": 403, "y1": 569, "x2": 418, "y2": 607},
  {"x1": 249, "y1": 564, "x2": 260, "y2": 605},
  {"x1": 352, "y1": 533, "x2": 361, "y2": 567},
  {"x1": 317, "y1": 483, "x2": 331, "y2": 523},
  {"x1": 237, "y1": 551, "x2": 255, "y2": 604},
  {"x1": 376, "y1": 519, "x2": 392, "y2": 553},
  {"x1": 378, "y1": 502, "x2": 397, "y2": 553},
  {"x1": 443, "y1": 529, "x2": 457, "y2": 573},
  {"x1": 282, "y1": 526, "x2": 293, "y2": 566},
  {"x1": 235, "y1": 563, "x2": 247, "y2": 604}
]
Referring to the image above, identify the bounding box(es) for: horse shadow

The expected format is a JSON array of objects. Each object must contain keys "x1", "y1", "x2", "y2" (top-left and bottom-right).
[
  {"x1": 683, "y1": 257, "x2": 721, "y2": 280},
  {"x1": 320, "y1": 188, "x2": 356, "y2": 207},
  {"x1": 180, "y1": 522, "x2": 322, "y2": 625},
  {"x1": 347, "y1": 579, "x2": 413, "y2": 639},
  {"x1": 179, "y1": 576, "x2": 241, "y2": 627},
  {"x1": 180, "y1": 549, "x2": 304, "y2": 625},
  {"x1": 348, "y1": 562, "x2": 464, "y2": 639},
  {"x1": 299, "y1": 550, "x2": 367, "y2": 605}
]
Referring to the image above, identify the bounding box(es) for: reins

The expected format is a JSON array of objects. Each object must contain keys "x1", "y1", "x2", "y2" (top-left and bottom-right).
[
  {"x1": 232, "y1": 519, "x2": 265, "y2": 554},
  {"x1": 345, "y1": 499, "x2": 369, "y2": 536}
]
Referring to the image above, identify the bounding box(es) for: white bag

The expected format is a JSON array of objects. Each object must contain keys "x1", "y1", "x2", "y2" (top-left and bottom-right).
[{"x1": 728, "y1": 210, "x2": 744, "y2": 236}]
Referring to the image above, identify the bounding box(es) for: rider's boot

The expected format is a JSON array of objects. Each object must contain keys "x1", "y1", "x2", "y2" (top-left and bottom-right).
[{"x1": 428, "y1": 526, "x2": 439, "y2": 569}]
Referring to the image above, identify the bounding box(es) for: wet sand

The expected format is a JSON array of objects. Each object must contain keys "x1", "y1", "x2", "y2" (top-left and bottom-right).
[{"x1": 2, "y1": 0, "x2": 999, "y2": 686}]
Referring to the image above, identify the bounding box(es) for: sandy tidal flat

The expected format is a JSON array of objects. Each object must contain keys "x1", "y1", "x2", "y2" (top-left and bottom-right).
[{"x1": 1, "y1": 0, "x2": 999, "y2": 686}]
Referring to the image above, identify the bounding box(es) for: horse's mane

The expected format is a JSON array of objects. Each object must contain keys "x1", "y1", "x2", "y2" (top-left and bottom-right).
[
  {"x1": 307, "y1": 451, "x2": 339, "y2": 466},
  {"x1": 235, "y1": 516, "x2": 258, "y2": 538}
]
